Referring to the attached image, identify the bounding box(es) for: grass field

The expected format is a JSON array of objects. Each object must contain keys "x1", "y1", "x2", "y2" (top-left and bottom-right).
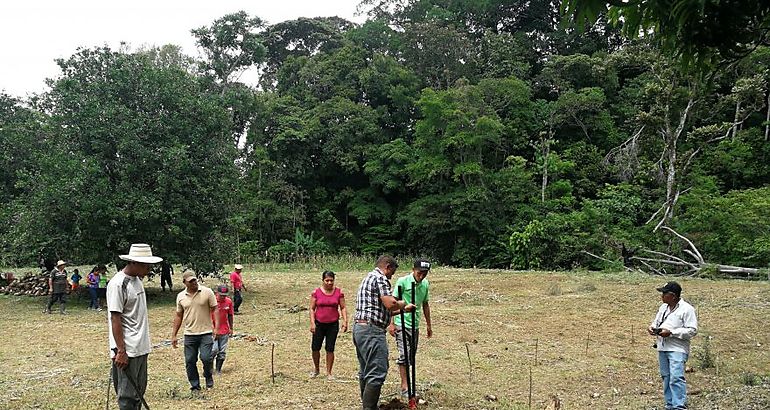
[{"x1": 1, "y1": 264, "x2": 769, "y2": 409}]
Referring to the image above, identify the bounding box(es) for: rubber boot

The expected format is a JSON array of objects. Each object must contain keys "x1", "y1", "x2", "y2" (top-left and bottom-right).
[
  {"x1": 215, "y1": 358, "x2": 224, "y2": 373},
  {"x1": 362, "y1": 383, "x2": 381, "y2": 410}
]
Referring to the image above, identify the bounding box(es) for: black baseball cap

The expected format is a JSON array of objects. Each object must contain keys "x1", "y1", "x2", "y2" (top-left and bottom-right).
[
  {"x1": 656, "y1": 281, "x2": 682, "y2": 296},
  {"x1": 413, "y1": 258, "x2": 431, "y2": 271}
]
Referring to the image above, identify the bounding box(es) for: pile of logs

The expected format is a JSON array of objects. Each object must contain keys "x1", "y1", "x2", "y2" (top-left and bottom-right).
[{"x1": 0, "y1": 272, "x2": 50, "y2": 296}]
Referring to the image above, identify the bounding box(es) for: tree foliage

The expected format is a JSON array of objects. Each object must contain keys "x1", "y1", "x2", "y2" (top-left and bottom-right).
[{"x1": 2, "y1": 4, "x2": 770, "y2": 273}]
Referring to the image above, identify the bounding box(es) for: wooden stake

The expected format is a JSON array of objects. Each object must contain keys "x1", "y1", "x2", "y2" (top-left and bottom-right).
[
  {"x1": 271, "y1": 342, "x2": 276, "y2": 384},
  {"x1": 465, "y1": 342, "x2": 473, "y2": 382},
  {"x1": 528, "y1": 366, "x2": 533, "y2": 409}
]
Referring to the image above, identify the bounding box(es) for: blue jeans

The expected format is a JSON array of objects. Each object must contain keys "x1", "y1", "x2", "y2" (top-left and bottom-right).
[
  {"x1": 659, "y1": 351, "x2": 689, "y2": 409},
  {"x1": 353, "y1": 322, "x2": 389, "y2": 388},
  {"x1": 212, "y1": 334, "x2": 229, "y2": 361},
  {"x1": 184, "y1": 333, "x2": 214, "y2": 389}
]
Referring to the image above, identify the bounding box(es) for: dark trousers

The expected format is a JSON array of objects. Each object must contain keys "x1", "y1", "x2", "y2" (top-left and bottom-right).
[
  {"x1": 233, "y1": 289, "x2": 243, "y2": 312},
  {"x1": 88, "y1": 287, "x2": 99, "y2": 309},
  {"x1": 46, "y1": 292, "x2": 66, "y2": 312},
  {"x1": 160, "y1": 273, "x2": 172, "y2": 290},
  {"x1": 184, "y1": 333, "x2": 214, "y2": 389},
  {"x1": 311, "y1": 320, "x2": 340, "y2": 352},
  {"x1": 112, "y1": 354, "x2": 148, "y2": 410}
]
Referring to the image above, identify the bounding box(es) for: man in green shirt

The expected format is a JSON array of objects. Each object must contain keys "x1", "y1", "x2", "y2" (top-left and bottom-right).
[{"x1": 388, "y1": 258, "x2": 433, "y2": 398}]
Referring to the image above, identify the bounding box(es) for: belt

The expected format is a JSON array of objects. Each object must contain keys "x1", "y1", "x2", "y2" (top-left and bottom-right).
[{"x1": 355, "y1": 319, "x2": 387, "y2": 329}]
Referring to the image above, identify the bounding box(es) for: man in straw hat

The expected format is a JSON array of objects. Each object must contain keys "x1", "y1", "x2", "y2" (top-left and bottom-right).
[
  {"x1": 45, "y1": 259, "x2": 69, "y2": 314},
  {"x1": 171, "y1": 270, "x2": 220, "y2": 390},
  {"x1": 107, "y1": 243, "x2": 162, "y2": 410}
]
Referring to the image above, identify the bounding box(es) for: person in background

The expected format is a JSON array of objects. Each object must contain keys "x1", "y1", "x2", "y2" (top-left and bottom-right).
[
  {"x1": 98, "y1": 268, "x2": 110, "y2": 309},
  {"x1": 160, "y1": 260, "x2": 174, "y2": 292},
  {"x1": 649, "y1": 281, "x2": 698, "y2": 410},
  {"x1": 87, "y1": 265, "x2": 104, "y2": 311},
  {"x1": 211, "y1": 285, "x2": 234, "y2": 374},
  {"x1": 70, "y1": 268, "x2": 82, "y2": 293},
  {"x1": 45, "y1": 260, "x2": 69, "y2": 314},
  {"x1": 309, "y1": 270, "x2": 348, "y2": 380},
  {"x1": 229, "y1": 264, "x2": 246, "y2": 314}
]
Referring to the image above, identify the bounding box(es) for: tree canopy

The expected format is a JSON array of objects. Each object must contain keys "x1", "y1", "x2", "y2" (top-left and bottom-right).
[{"x1": 1, "y1": 1, "x2": 769, "y2": 275}]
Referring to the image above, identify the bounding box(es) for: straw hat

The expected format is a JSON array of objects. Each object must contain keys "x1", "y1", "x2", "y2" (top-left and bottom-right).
[
  {"x1": 234, "y1": 264, "x2": 243, "y2": 270},
  {"x1": 55, "y1": 260, "x2": 67, "y2": 267},
  {"x1": 119, "y1": 243, "x2": 163, "y2": 264}
]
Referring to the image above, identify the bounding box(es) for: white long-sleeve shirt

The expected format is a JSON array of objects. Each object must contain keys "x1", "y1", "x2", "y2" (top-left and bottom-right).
[{"x1": 650, "y1": 298, "x2": 698, "y2": 354}]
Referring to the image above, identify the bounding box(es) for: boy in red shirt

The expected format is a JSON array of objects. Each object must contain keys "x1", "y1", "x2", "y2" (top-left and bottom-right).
[{"x1": 211, "y1": 285, "x2": 234, "y2": 374}]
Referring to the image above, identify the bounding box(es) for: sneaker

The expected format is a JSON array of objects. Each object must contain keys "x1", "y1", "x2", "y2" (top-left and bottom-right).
[
  {"x1": 326, "y1": 375, "x2": 335, "y2": 381},
  {"x1": 401, "y1": 389, "x2": 409, "y2": 399},
  {"x1": 205, "y1": 378, "x2": 214, "y2": 388},
  {"x1": 190, "y1": 385, "x2": 201, "y2": 391},
  {"x1": 309, "y1": 371, "x2": 319, "y2": 378}
]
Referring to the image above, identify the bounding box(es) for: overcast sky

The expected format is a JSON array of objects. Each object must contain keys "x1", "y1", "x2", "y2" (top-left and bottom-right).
[{"x1": 0, "y1": 0, "x2": 366, "y2": 98}]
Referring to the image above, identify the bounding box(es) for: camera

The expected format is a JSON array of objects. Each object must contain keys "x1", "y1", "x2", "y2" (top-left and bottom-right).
[{"x1": 652, "y1": 327, "x2": 663, "y2": 335}]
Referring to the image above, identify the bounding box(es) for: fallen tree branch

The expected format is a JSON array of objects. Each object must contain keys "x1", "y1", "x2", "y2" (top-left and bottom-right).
[
  {"x1": 580, "y1": 250, "x2": 633, "y2": 272},
  {"x1": 661, "y1": 226, "x2": 705, "y2": 264}
]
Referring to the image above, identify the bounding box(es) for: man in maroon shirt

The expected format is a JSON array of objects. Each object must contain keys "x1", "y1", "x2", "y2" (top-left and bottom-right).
[{"x1": 229, "y1": 264, "x2": 247, "y2": 314}]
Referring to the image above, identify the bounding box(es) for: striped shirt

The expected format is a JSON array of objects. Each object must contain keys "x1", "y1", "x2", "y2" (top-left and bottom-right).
[{"x1": 355, "y1": 268, "x2": 392, "y2": 328}]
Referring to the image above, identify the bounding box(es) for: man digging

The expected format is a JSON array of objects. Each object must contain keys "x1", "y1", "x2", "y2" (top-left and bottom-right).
[
  {"x1": 353, "y1": 255, "x2": 415, "y2": 410},
  {"x1": 389, "y1": 258, "x2": 433, "y2": 401}
]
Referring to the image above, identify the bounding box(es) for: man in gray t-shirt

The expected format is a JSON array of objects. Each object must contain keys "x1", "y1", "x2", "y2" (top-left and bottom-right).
[
  {"x1": 107, "y1": 244, "x2": 162, "y2": 410},
  {"x1": 45, "y1": 260, "x2": 69, "y2": 314}
]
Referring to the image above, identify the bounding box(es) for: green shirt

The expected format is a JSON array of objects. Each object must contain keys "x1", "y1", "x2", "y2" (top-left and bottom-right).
[{"x1": 393, "y1": 274, "x2": 429, "y2": 329}]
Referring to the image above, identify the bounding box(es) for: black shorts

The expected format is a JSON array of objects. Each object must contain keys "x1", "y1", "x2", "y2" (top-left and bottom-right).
[{"x1": 311, "y1": 321, "x2": 339, "y2": 353}]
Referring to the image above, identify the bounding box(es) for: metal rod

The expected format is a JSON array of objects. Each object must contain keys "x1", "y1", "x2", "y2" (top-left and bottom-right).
[
  {"x1": 398, "y1": 285, "x2": 412, "y2": 401},
  {"x1": 411, "y1": 281, "x2": 417, "y2": 402}
]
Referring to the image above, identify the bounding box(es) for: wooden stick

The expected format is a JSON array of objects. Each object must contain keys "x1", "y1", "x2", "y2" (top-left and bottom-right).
[
  {"x1": 585, "y1": 334, "x2": 590, "y2": 356},
  {"x1": 465, "y1": 342, "x2": 472, "y2": 382},
  {"x1": 528, "y1": 366, "x2": 533, "y2": 409},
  {"x1": 271, "y1": 343, "x2": 275, "y2": 384},
  {"x1": 534, "y1": 338, "x2": 538, "y2": 366}
]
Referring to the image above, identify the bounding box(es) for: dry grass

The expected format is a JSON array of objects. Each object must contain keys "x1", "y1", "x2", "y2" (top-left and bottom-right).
[{"x1": 1, "y1": 266, "x2": 770, "y2": 409}]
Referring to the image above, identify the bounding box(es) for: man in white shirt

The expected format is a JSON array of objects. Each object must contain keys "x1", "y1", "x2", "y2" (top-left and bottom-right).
[
  {"x1": 648, "y1": 281, "x2": 698, "y2": 410},
  {"x1": 107, "y1": 244, "x2": 162, "y2": 410}
]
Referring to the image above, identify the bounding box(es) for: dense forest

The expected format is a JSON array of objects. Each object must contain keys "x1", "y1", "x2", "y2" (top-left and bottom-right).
[{"x1": 2, "y1": 1, "x2": 769, "y2": 275}]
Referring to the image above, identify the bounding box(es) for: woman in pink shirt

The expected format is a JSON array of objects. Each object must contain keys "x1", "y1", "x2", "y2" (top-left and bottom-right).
[{"x1": 309, "y1": 270, "x2": 348, "y2": 379}]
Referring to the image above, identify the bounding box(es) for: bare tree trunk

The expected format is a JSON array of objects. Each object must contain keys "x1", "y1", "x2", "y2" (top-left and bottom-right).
[
  {"x1": 732, "y1": 100, "x2": 741, "y2": 140},
  {"x1": 541, "y1": 137, "x2": 550, "y2": 203},
  {"x1": 653, "y1": 98, "x2": 695, "y2": 231},
  {"x1": 765, "y1": 90, "x2": 770, "y2": 141}
]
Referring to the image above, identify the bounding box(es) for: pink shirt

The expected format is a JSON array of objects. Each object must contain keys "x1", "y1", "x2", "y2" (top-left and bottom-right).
[
  {"x1": 312, "y1": 287, "x2": 344, "y2": 324},
  {"x1": 230, "y1": 271, "x2": 243, "y2": 290}
]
